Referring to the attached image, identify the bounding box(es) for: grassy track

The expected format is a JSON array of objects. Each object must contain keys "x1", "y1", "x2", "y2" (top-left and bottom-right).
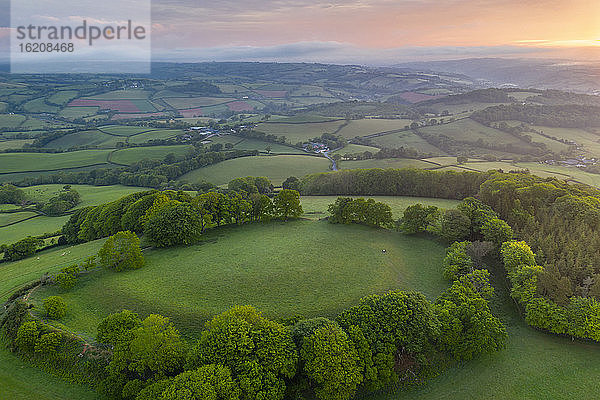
[
  {"x1": 29, "y1": 220, "x2": 448, "y2": 338},
  {"x1": 179, "y1": 155, "x2": 331, "y2": 185}
]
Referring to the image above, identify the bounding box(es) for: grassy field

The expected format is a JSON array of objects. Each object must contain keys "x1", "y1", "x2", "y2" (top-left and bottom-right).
[
  {"x1": 164, "y1": 97, "x2": 237, "y2": 109},
  {"x1": 334, "y1": 144, "x2": 381, "y2": 155},
  {"x1": 0, "y1": 211, "x2": 38, "y2": 227},
  {"x1": 301, "y1": 196, "x2": 460, "y2": 219},
  {"x1": 29, "y1": 220, "x2": 448, "y2": 338},
  {"x1": 0, "y1": 114, "x2": 27, "y2": 129},
  {"x1": 0, "y1": 238, "x2": 107, "y2": 301},
  {"x1": 110, "y1": 145, "x2": 193, "y2": 165},
  {"x1": 98, "y1": 125, "x2": 155, "y2": 136},
  {"x1": 0, "y1": 150, "x2": 111, "y2": 173},
  {"x1": 127, "y1": 129, "x2": 183, "y2": 144},
  {"x1": 532, "y1": 126, "x2": 600, "y2": 156},
  {"x1": 179, "y1": 155, "x2": 331, "y2": 185},
  {"x1": 340, "y1": 158, "x2": 436, "y2": 170},
  {"x1": 0, "y1": 139, "x2": 33, "y2": 150},
  {"x1": 419, "y1": 119, "x2": 532, "y2": 147},
  {"x1": 0, "y1": 347, "x2": 99, "y2": 400},
  {"x1": 22, "y1": 184, "x2": 149, "y2": 208},
  {"x1": 336, "y1": 119, "x2": 413, "y2": 139},
  {"x1": 0, "y1": 215, "x2": 70, "y2": 245},
  {"x1": 23, "y1": 98, "x2": 60, "y2": 114},
  {"x1": 58, "y1": 107, "x2": 99, "y2": 119},
  {"x1": 86, "y1": 90, "x2": 150, "y2": 100},
  {"x1": 372, "y1": 131, "x2": 446, "y2": 155},
  {"x1": 255, "y1": 121, "x2": 346, "y2": 143},
  {"x1": 43, "y1": 130, "x2": 123, "y2": 149},
  {"x1": 48, "y1": 91, "x2": 79, "y2": 106},
  {"x1": 208, "y1": 136, "x2": 305, "y2": 154}
]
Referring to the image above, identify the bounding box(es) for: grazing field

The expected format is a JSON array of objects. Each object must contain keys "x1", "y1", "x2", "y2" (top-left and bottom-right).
[
  {"x1": 97, "y1": 125, "x2": 154, "y2": 136},
  {"x1": 110, "y1": 145, "x2": 193, "y2": 165},
  {"x1": 532, "y1": 126, "x2": 600, "y2": 156},
  {"x1": 22, "y1": 184, "x2": 149, "y2": 208},
  {"x1": 29, "y1": 220, "x2": 448, "y2": 338},
  {"x1": 419, "y1": 119, "x2": 530, "y2": 146},
  {"x1": 301, "y1": 196, "x2": 460, "y2": 219},
  {"x1": 48, "y1": 91, "x2": 79, "y2": 106},
  {"x1": 0, "y1": 150, "x2": 111, "y2": 174},
  {"x1": 178, "y1": 155, "x2": 331, "y2": 185},
  {"x1": 127, "y1": 129, "x2": 183, "y2": 144},
  {"x1": 0, "y1": 211, "x2": 38, "y2": 227},
  {"x1": 43, "y1": 130, "x2": 122, "y2": 149},
  {"x1": 340, "y1": 158, "x2": 436, "y2": 170},
  {"x1": 0, "y1": 215, "x2": 70, "y2": 245},
  {"x1": 334, "y1": 144, "x2": 381, "y2": 154},
  {"x1": 23, "y1": 98, "x2": 60, "y2": 113},
  {"x1": 208, "y1": 135, "x2": 305, "y2": 154},
  {"x1": 255, "y1": 120, "x2": 346, "y2": 143},
  {"x1": 336, "y1": 119, "x2": 413, "y2": 139},
  {"x1": 164, "y1": 97, "x2": 237, "y2": 109},
  {"x1": 85, "y1": 89, "x2": 150, "y2": 100},
  {"x1": 58, "y1": 107, "x2": 99, "y2": 119},
  {"x1": 0, "y1": 139, "x2": 33, "y2": 150},
  {"x1": 0, "y1": 114, "x2": 26, "y2": 129},
  {"x1": 372, "y1": 131, "x2": 446, "y2": 155},
  {"x1": 0, "y1": 347, "x2": 98, "y2": 400}
]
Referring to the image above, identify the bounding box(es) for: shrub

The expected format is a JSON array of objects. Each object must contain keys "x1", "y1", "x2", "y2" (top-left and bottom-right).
[
  {"x1": 34, "y1": 332, "x2": 61, "y2": 355},
  {"x1": 43, "y1": 296, "x2": 67, "y2": 319},
  {"x1": 54, "y1": 264, "x2": 80, "y2": 290},
  {"x1": 97, "y1": 310, "x2": 141, "y2": 345},
  {"x1": 161, "y1": 364, "x2": 241, "y2": 400},
  {"x1": 98, "y1": 231, "x2": 144, "y2": 272},
  {"x1": 15, "y1": 321, "x2": 39, "y2": 351}
]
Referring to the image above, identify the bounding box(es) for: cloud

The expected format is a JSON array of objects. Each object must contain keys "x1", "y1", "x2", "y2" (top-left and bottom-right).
[{"x1": 153, "y1": 41, "x2": 553, "y2": 65}]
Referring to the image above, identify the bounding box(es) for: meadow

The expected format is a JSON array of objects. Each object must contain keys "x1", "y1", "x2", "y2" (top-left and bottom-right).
[
  {"x1": 0, "y1": 150, "x2": 112, "y2": 174},
  {"x1": 336, "y1": 119, "x2": 413, "y2": 139},
  {"x1": 371, "y1": 130, "x2": 446, "y2": 155},
  {"x1": 29, "y1": 220, "x2": 448, "y2": 338},
  {"x1": 178, "y1": 154, "x2": 331, "y2": 185},
  {"x1": 208, "y1": 135, "x2": 305, "y2": 154},
  {"x1": 255, "y1": 120, "x2": 346, "y2": 143},
  {"x1": 110, "y1": 145, "x2": 194, "y2": 165},
  {"x1": 340, "y1": 158, "x2": 436, "y2": 171}
]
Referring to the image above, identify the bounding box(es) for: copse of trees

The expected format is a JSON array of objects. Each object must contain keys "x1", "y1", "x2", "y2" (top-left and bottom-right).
[
  {"x1": 40, "y1": 186, "x2": 81, "y2": 216},
  {"x1": 1, "y1": 236, "x2": 44, "y2": 261},
  {"x1": 327, "y1": 197, "x2": 393, "y2": 228},
  {"x1": 0, "y1": 184, "x2": 26, "y2": 204}
]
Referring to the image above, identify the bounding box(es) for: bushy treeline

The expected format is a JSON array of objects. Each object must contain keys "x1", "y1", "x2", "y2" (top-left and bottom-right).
[
  {"x1": 472, "y1": 103, "x2": 600, "y2": 128},
  {"x1": 62, "y1": 185, "x2": 302, "y2": 248},
  {"x1": 300, "y1": 168, "x2": 487, "y2": 199},
  {"x1": 11, "y1": 149, "x2": 256, "y2": 189}
]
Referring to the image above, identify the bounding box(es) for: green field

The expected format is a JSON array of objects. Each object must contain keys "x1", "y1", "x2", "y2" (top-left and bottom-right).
[
  {"x1": 48, "y1": 91, "x2": 79, "y2": 106},
  {"x1": 0, "y1": 347, "x2": 98, "y2": 400},
  {"x1": 340, "y1": 158, "x2": 436, "y2": 170},
  {"x1": 372, "y1": 131, "x2": 446, "y2": 155},
  {"x1": 420, "y1": 119, "x2": 532, "y2": 147},
  {"x1": 255, "y1": 120, "x2": 346, "y2": 143},
  {"x1": 44, "y1": 130, "x2": 123, "y2": 149},
  {"x1": 208, "y1": 135, "x2": 305, "y2": 154},
  {"x1": 0, "y1": 211, "x2": 38, "y2": 227},
  {"x1": 0, "y1": 150, "x2": 111, "y2": 173},
  {"x1": 0, "y1": 215, "x2": 70, "y2": 245},
  {"x1": 334, "y1": 144, "x2": 380, "y2": 154},
  {"x1": 22, "y1": 184, "x2": 149, "y2": 209},
  {"x1": 58, "y1": 107, "x2": 99, "y2": 119},
  {"x1": 0, "y1": 114, "x2": 27, "y2": 129},
  {"x1": 98, "y1": 125, "x2": 154, "y2": 136},
  {"x1": 110, "y1": 145, "x2": 193, "y2": 165},
  {"x1": 164, "y1": 97, "x2": 237, "y2": 109},
  {"x1": 23, "y1": 98, "x2": 60, "y2": 114},
  {"x1": 336, "y1": 119, "x2": 413, "y2": 139},
  {"x1": 301, "y1": 196, "x2": 460, "y2": 219},
  {"x1": 0, "y1": 139, "x2": 33, "y2": 150},
  {"x1": 179, "y1": 154, "x2": 331, "y2": 185},
  {"x1": 127, "y1": 129, "x2": 183, "y2": 144},
  {"x1": 29, "y1": 220, "x2": 448, "y2": 338},
  {"x1": 86, "y1": 90, "x2": 150, "y2": 100},
  {"x1": 532, "y1": 126, "x2": 600, "y2": 156}
]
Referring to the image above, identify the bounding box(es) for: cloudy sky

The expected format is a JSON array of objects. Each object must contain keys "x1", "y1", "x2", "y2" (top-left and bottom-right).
[{"x1": 1, "y1": 0, "x2": 599, "y2": 64}]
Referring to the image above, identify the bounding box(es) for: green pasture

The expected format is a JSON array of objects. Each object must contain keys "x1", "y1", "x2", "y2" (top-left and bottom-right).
[
  {"x1": 48, "y1": 91, "x2": 79, "y2": 106},
  {"x1": 255, "y1": 121, "x2": 346, "y2": 143},
  {"x1": 0, "y1": 139, "x2": 33, "y2": 150},
  {"x1": 419, "y1": 119, "x2": 532, "y2": 147},
  {"x1": 334, "y1": 144, "x2": 380, "y2": 154},
  {"x1": 164, "y1": 97, "x2": 236, "y2": 109},
  {"x1": 86, "y1": 90, "x2": 150, "y2": 100},
  {"x1": 0, "y1": 215, "x2": 70, "y2": 245},
  {"x1": 29, "y1": 220, "x2": 448, "y2": 338},
  {"x1": 532, "y1": 126, "x2": 600, "y2": 156},
  {"x1": 97, "y1": 125, "x2": 153, "y2": 136},
  {"x1": 336, "y1": 119, "x2": 413, "y2": 139},
  {"x1": 178, "y1": 154, "x2": 331, "y2": 186},
  {"x1": 110, "y1": 145, "x2": 194, "y2": 165},
  {"x1": 208, "y1": 135, "x2": 305, "y2": 154},
  {"x1": 0, "y1": 150, "x2": 111, "y2": 174},
  {"x1": 127, "y1": 129, "x2": 183, "y2": 144},
  {"x1": 0, "y1": 114, "x2": 26, "y2": 129},
  {"x1": 0, "y1": 211, "x2": 38, "y2": 227},
  {"x1": 340, "y1": 158, "x2": 436, "y2": 170},
  {"x1": 58, "y1": 107, "x2": 99, "y2": 119},
  {"x1": 43, "y1": 130, "x2": 123, "y2": 149},
  {"x1": 372, "y1": 131, "x2": 446, "y2": 155},
  {"x1": 300, "y1": 196, "x2": 460, "y2": 220},
  {"x1": 22, "y1": 184, "x2": 149, "y2": 209},
  {"x1": 23, "y1": 98, "x2": 60, "y2": 114}
]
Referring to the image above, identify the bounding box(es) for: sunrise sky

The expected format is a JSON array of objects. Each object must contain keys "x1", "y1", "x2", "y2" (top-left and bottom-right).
[{"x1": 1, "y1": 0, "x2": 599, "y2": 64}]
